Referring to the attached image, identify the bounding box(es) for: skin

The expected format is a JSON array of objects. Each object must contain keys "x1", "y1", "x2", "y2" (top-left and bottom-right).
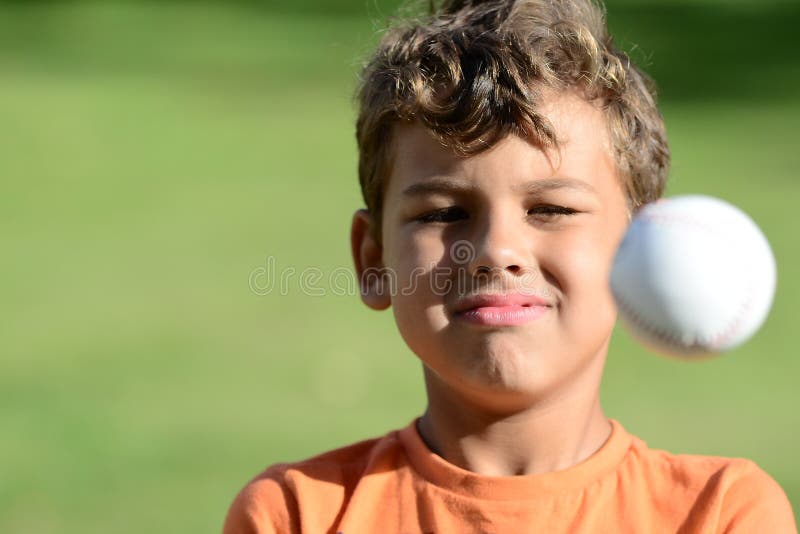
[{"x1": 351, "y1": 93, "x2": 630, "y2": 477}]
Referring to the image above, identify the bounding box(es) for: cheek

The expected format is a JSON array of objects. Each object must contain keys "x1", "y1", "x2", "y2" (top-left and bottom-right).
[
  {"x1": 387, "y1": 232, "x2": 461, "y2": 303},
  {"x1": 543, "y1": 226, "x2": 619, "y2": 317},
  {"x1": 386, "y1": 229, "x2": 448, "y2": 273},
  {"x1": 386, "y1": 239, "x2": 450, "y2": 324},
  {"x1": 390, "y1": 290, "x2": 450, "y2": 367}
]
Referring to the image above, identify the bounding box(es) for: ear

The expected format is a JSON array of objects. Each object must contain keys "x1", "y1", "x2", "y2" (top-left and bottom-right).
[{"x1": 350, "y1": 209, "x2": 391, "y2": 311}]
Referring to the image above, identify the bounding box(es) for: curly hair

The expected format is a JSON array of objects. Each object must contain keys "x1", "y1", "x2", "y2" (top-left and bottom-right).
[{"x1": 356, "y1": 0, "x2": 670, "y2": 240}]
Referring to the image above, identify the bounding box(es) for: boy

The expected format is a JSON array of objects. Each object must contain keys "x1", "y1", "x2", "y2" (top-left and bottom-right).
[{"x1": 225, "y1": 0, "x2": 797, "y2": 531}]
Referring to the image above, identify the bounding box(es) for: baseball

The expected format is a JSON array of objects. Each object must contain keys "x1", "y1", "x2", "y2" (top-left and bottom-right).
[{"x1": 610, "y1": 195, "x2": 776, "y2": 357}]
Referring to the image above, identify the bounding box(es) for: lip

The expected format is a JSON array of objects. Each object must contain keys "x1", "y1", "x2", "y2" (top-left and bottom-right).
[{"x1": 453, "y1": 293, "x2": 552, "y2": 327}]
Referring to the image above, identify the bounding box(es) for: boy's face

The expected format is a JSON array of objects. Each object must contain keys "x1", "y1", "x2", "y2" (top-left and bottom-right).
[{"x1": 352, "y1": 94, "x2": 630, "y2": 409}]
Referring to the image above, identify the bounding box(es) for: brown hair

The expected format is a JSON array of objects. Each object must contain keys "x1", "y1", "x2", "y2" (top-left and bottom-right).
[{"x1": 356, "y1": 0, "x2": 670, "y2": 240}]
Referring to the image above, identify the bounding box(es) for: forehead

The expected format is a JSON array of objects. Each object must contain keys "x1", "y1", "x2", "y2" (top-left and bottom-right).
[{"x1": 386, "y1": 94, "x2": 618, "y2": 196}]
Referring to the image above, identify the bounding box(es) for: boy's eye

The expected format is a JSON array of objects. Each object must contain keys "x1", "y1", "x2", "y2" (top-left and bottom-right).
[
  {"x1": 415, "y1": 206, "x2": 469, "y2": 224},
  {"x1": 527, "y1": 205, "x2": 578, "y2": 220}
]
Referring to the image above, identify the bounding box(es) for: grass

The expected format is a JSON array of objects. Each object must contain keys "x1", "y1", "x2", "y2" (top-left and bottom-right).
[{"x1": 1, "y1": 1, "x2": 798, "y2": 531}]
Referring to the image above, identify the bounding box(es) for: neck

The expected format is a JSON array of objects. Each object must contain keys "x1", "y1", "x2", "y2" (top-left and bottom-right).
[{"x1": 416, "y1": 356, "x2": 611, "y2": 477}]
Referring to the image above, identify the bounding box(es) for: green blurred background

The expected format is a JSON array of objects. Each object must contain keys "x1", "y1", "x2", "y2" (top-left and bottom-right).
[{"x1": 1, "y1": 0, "x2": 798, "y2": 531}]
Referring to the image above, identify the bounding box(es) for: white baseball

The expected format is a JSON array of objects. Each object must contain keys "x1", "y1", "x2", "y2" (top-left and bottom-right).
[{"x1": 610, "y1": 195, "x2": 776, "y2": 356}]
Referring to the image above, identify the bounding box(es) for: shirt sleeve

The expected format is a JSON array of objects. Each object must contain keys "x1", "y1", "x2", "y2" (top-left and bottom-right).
[
  {"x1": 222, "y1": 468, "x2": 300, "y2": 534},
  {"x1": 720, "y1": 460, "x2": 797, "y2": 534}
]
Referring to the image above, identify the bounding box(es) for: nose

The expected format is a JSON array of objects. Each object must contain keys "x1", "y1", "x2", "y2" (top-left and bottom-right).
[{"x1": 462, "y1": 210, "x2": 530, "y2": 277}]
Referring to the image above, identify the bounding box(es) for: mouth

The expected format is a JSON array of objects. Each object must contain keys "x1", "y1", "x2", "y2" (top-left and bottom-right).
[{"x1": 452, "y1": 293, "x2": 552, "y2": 327}]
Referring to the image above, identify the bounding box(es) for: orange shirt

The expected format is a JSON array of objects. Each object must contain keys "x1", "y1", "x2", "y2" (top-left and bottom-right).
[{"x1": 223, "y1": 419, "x2": 797, "y2": 533}]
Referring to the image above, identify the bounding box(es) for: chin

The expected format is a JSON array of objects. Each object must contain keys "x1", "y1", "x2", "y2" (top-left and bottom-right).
[
  {"x1": 458, "y1": 371, "x2": 559, "y2": 412},
  {"x1": 458, "y1": 340, "x2": 560, "y2": 393}
]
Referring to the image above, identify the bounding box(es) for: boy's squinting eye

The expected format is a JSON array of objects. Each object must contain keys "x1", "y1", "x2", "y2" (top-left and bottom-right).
[
  {"x1": 527, "y1": 204, "x2": 578, "y2": 220},
  {"x1": 415, "y1": 205, "x2": 577, "y2": 224},
  {"x1": 415, "y1": 206, "x2": 469, "y2": 224}
]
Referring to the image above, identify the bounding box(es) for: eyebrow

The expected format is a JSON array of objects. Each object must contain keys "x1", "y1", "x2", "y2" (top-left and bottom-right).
[
  {"x1": 402, "y1": 177, "x2": 597, "y2": 197},
  {"x1": 402, "y1": 178, "x2": 475, "y2": 197},
  {"x1": 512, "y1": 177, "x2": 597, "y2": 195}
]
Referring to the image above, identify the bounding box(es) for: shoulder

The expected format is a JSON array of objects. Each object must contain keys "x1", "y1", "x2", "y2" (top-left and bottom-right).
[
  {"x1": 223, "y1": 428, "x2": 406, "y2": 534},
  {"x1": 222, "y1": 464, "x2": 298, "y2": 534},
  {"x1": 624, "y1": 433, "x2": 797, "y2": 532}
]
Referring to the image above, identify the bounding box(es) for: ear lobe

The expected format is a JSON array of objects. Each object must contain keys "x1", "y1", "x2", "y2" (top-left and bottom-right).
[{"x1": 350, "y1": 209, "x2": 391, "y2": 311}]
